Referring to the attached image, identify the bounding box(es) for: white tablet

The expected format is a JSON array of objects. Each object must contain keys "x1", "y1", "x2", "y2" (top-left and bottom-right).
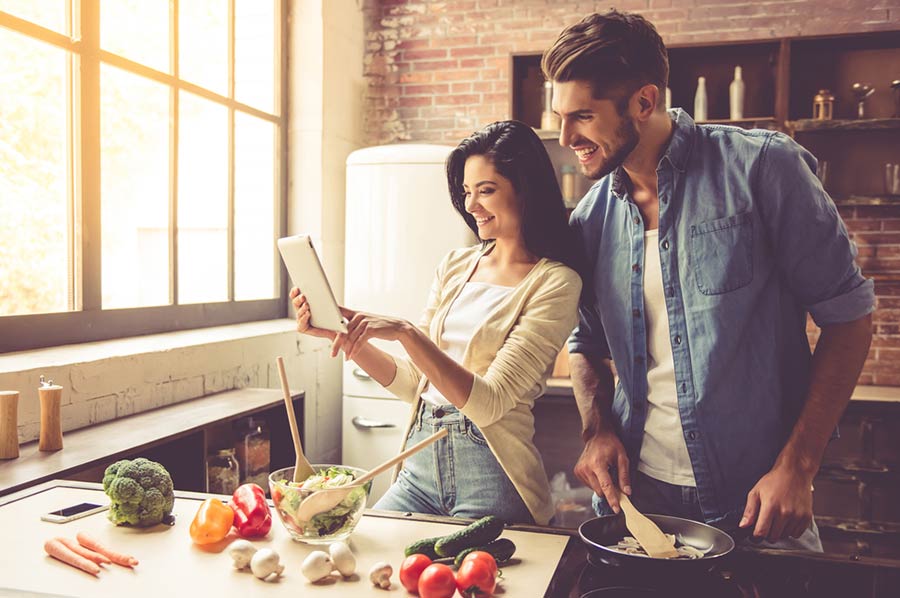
[{"x1": 277, "y1": 235, "x2": 348, "y2": 333}]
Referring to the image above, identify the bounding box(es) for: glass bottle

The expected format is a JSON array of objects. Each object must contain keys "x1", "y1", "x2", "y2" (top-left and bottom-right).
[
  {"x1": 206, "y1": 448, "x2": 240, "y2": 495},
  {"x1": 694, "y1": 76, "x2": 708, "y2": 122},
  {"x1": 729, "y1": 66, "x2": 745, "y2": 120},
  {"x1": 541, "y1": 81, "x2": 561, "y2": 130},
  {"x1": 234, "y1": 416, "x2": 271, "y2": 489}
]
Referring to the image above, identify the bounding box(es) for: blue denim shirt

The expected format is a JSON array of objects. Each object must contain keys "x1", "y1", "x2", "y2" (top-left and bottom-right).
[{"x1": 568, "y1": 109, "x2": 875, "y2": 524}]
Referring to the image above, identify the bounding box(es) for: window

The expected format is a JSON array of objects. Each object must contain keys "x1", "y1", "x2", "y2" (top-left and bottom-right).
[{"x1": 0, "y1": 0, "x2": 287, "y2": 352}]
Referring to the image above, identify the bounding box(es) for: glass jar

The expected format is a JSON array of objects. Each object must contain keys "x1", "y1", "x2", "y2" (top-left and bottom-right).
[
  {"x1": 234, "y1": 416, "x2": 270, "y2": 490},
  {"x1": 206, "y1": 448, "x2": 239, "y2": 495}
]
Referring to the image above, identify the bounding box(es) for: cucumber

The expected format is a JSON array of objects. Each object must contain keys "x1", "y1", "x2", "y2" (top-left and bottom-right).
[
  {"x1": 434, "y1": 515, "x2": 504, "y2": 557},
  {"x1": 452, "y1": 537, "x2": 517, "y2": 568},
  {"x1": 404, "y1": 536, "x2": 442, "y2": 560}
]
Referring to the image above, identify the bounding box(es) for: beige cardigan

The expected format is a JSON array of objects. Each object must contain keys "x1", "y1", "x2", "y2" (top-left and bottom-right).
[{"x1": 383, "y1": 243, "x2": 582, "y2": 524}]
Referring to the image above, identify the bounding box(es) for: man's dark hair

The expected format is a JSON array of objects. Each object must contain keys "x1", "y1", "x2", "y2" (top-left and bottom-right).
[
  {"x1": 541, "y1": 10, "x2": 669, "y2": 111},
  {"x1": 446, "y1": 120, "x2": 583, "y2": 276}
]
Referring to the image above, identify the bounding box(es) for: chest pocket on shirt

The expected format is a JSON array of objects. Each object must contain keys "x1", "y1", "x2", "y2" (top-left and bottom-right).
[{"x1": 690, "y1": 212, "x2": 753, "y2": 295}]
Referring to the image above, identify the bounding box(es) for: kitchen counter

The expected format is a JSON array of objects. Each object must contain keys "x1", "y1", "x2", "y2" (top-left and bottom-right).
[{"x1": 0, "y1": 480, "x2": 571, "y2": 598}]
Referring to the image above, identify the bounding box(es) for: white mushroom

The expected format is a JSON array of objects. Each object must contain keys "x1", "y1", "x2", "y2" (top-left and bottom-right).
[
  {"x1": 250, "y1": 548, "x2": 284, "y2": 581},
  {"x1": 368, "y1": 561, "x2": 392, "y2": 589},
  {"x1": 228, "y1": 539, "x2": 258, "y2": 570},
  {"x1": 301, "y1": 550, "x2": 334, "y2": 583},
  {"x1": 328, "y1": 541, "x2": 357, "y2": 577}
]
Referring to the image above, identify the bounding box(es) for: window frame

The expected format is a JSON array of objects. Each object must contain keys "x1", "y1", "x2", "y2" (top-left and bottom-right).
[{"x1": 0, "y1": 0, "x2": 289, "y2": 353}]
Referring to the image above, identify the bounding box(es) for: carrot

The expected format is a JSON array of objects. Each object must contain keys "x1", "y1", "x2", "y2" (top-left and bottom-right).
[
  {"x1": 57, "y1": 536, "x2": 111, "y2": 565},
  {"x1": 76, "y1": 532, "x2": 139, "y2": 567},
  {"x1": 44, "y1": 538, "x2": 101, "y2": 576}
]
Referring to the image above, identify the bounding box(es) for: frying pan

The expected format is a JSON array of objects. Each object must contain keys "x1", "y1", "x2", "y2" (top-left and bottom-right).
[{"x1": 578, "y1": 512, "x2": 736, "y2": 575}]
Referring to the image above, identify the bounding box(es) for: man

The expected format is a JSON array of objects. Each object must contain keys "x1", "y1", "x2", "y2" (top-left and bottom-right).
[{"x1": 543, "y1": 10, "x2": 874, "y2": 549}]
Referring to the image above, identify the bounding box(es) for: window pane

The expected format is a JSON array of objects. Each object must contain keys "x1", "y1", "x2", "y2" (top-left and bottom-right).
[
  {"x1": 179, "y1": 0, "x2": 227, "y2": 96},
  {"x1": 0, "y1": 28, "x2": 69, "y2": 316},
  {"x1": 100, "y1": 0, "x2": 169, "y2": 73},
  {"x1": 235, "y1": 0, "x2": 275, "y2": 112},
  {"x1": 234, "y1": 113, "x2": 276, "y2": 301},
  {"x1": 178, "y1": 91, "x2": 227, "y2": 304},
  {"x1": 101, "y1": 64, "x2": 170, "y2": 308},
  {"x1": 0, "y1": 0, "x2": 66, "y2": 33}
]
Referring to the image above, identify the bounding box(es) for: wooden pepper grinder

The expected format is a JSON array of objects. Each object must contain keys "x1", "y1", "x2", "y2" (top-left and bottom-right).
[
  {"x1": 38, "y1": 375, "x2": 64, "y2": 452},
  {"x1": 0, "y1": 391, "x2": 19, "y2": 459}
]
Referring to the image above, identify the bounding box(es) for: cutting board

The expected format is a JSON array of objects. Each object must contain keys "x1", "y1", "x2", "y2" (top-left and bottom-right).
[{"x1": 1, "y1": 483, "x2": 570, "y2": 597}]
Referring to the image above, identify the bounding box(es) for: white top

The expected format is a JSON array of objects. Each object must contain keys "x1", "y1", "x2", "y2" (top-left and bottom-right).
[
  {"x1": 637, "y1": 229, "x2": 697, "y2": 487},
  {"x1": 419, "y1": 282, "x2": 514, "y2": 407}
]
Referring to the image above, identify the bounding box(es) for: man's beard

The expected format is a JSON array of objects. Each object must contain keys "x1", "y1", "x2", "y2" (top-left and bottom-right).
[{"x1": 581, "y1": 115, "x2": 639, "y2": 181}]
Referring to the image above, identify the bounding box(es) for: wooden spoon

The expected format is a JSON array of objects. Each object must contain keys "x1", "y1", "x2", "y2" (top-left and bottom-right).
[
  {"x1": 276, "y1": 356, "x2": 315, "y2": 483},
  {"x1": 619, "y1": 493, "x2": 680, "y2": 559},
  {"x1": 295, "y1": 427, "x2": 449, "y2": 521}
]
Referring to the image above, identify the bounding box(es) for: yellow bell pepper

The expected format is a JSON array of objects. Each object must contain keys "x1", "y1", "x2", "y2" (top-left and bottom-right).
[{"x1": 189, "y1": 498, "x2": 234, "y2": 545}]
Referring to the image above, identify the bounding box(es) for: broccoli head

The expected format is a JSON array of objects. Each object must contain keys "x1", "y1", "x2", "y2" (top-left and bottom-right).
[{"x1": 102, "y1": 457, "x2": 175, "y2": 527}]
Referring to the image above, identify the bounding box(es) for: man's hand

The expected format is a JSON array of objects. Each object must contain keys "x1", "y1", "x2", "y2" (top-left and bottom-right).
[
  {"x1": 574, "y1": 426, "x2": 632, "y2": 513},
  {"x1": 739, "y1": 462, "x2": 814, "y2": 542}
]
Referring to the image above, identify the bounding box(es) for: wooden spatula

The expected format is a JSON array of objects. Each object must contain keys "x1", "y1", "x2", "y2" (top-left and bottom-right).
[
  {"x1": 619, "y1": 493, "x2": 680, "y2": 559},
  {"x1": 295, "y1": 428, "x2": 449, "y2": 521},
  {"x1": 276, "y1": 356, "x2": 315, "y2": 483}
]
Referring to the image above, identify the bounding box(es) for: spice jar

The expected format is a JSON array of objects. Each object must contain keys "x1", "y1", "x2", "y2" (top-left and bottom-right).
[
  {"x1": 206, "y1": 448, "x2": 239, "y2": 495},
  {"x1": 234, "y1": 416, "x2": 270, "y2": 489}
]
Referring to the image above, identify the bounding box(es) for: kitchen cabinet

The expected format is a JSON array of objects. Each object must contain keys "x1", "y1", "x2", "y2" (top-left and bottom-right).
[{"x1": 0, "y1": 387, "x2": 304, "y2": 497}]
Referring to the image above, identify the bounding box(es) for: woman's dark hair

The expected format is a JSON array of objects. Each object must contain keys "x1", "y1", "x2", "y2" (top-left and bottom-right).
[{"x1": 446, "y1": 120, "x2": 583, "y2": 275}]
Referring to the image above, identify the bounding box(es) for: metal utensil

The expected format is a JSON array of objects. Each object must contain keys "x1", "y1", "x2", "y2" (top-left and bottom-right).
[
  {"x1": 276, "y1": 356, "x2": 315, "y2": 483},
  {"x1": 295, "y1": 427, "x2": 448, "y2": 521}
]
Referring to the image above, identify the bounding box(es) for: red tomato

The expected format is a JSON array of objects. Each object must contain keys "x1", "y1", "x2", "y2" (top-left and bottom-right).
[
  {"x1": 455, "y1": 559, "x2": 497, "y2": 597},
  {"x1": 418, "y1": 563, "x2": 457, "y2": 598},
  {"x1": 399, "y1": 554, "x2": 433, "y2": 593},
  {"x1": 460, "y1": 551, "x2": 498, "y2": 577}
]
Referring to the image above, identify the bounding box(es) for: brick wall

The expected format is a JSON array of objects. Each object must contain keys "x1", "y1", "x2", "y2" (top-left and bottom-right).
[{"x1": 362, "y1": 0, "x2": 900, "y2": 384}]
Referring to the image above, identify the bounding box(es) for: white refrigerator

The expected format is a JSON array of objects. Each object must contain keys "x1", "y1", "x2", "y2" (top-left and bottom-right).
[{"x1": 341, "y1": 144, "x2": 476, "y2": 502}]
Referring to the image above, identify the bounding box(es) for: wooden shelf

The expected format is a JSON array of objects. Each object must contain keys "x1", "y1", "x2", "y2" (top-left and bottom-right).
[
  {"x1": 834, "y1": 195, "x2": 900, "y2": 207},
  {"x1": 0, "y1": 387, "x2": 304, "y2": 497},
  {"x1": 786, "y1": 118, "x2": 900, "y2": 132},
  {"x1": 697, "y1": 117, "x2": 776, "y2": 125},
  {"x1": 534, "y1": 128, "x2": 561, "y2": 140}
]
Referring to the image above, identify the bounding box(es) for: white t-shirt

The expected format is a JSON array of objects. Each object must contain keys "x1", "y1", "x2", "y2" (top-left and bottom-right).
[
  {"x1": 637, "y1": 229, "x2": 697, "y2": 487},
  {"x1": 419, "y1": 281, "x2": 514, "y2": 407}
]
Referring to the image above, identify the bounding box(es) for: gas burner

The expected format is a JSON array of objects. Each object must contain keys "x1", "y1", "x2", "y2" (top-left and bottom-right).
[{"x1": 576, "y1": 556, "x2": 758, "y2": 598}]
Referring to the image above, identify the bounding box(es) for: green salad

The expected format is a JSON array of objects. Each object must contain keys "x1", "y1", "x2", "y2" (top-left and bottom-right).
[{"x1": 276, "y1": 466, "x2": 369, "y2": 537}]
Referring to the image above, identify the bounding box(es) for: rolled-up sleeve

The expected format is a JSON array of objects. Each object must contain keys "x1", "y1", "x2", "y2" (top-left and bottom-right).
[
  {"x1": 567, "y1": 214, "x2": 612, "y2": 357},
  {"x1": 757, "y1": 133, "x2": 875, "y2": 326},
  {"x1": 461, "y1": 267, "x2": 582, "y2": 428}
]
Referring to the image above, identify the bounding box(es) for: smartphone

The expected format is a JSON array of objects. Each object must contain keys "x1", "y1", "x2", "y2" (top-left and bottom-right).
[{"x1": 40, "y1": 502, "x2": 109, "y2": 523}]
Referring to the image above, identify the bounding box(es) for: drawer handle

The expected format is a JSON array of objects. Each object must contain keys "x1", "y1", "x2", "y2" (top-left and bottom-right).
[
  {"x1": 352, "y1": 416, "x2": 396, "y2": 429},
  {"x1": 352, "y1": 368, "x2": 372, "y2": 380}
]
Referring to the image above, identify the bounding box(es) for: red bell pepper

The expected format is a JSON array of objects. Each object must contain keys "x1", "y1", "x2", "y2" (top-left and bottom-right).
[{"x1": 229, "y1": 483, "x2": 272, "y2": 538}]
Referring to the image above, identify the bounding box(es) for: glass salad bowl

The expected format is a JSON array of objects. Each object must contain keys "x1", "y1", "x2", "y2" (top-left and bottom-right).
[{"x1": 268, "y1": 464, "x2": 372, "y2": 544}]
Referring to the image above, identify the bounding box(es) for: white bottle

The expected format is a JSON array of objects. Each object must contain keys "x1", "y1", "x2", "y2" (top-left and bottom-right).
[
  {"x1": 694, "y1": 76, "x2": 707, "y2": 122},
  {"x1": 730, "y1": 66, "x2": 745, "y2": 120}
]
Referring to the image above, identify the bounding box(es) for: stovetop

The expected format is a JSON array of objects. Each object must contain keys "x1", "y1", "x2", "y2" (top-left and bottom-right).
[{"x1": 547, "y1": 538, "x2": 900, "y2": 598}]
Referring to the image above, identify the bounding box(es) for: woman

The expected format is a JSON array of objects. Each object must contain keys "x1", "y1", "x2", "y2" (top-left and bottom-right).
[{"x1": 291, "y1": 120, "x2": 582, "y2": 525}]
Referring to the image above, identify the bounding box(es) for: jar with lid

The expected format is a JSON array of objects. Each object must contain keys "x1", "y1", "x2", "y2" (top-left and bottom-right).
[
  {"x1": 234, "y1": 416, "x2": 271, "y2": 489},
  {"x1": 206, "y1": 448, "x2": 239, "y2": 495}
]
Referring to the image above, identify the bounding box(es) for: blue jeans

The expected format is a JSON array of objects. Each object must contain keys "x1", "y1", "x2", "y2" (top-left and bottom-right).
[
  {"x1": 373, "y1": 403, "x2": 534, "y2": 524},
  {"x1": 592, "y1": 471, "x2": 823, "y2": 552}
]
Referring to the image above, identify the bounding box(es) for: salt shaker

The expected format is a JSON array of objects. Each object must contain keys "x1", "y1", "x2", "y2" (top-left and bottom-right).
[
  {"x1": 0, "y1": 391, "x2": 19, "y2": 459},
  {"x1": 38, "y1": 375, "x2": 63, "y2": 452}
]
